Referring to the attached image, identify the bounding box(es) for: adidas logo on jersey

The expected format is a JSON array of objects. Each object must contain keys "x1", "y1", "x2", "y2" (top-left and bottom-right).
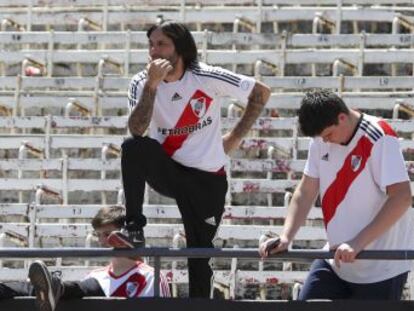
[
  {"x1": 322, "y1": 153, "x2": 329, "y2": 161},
  {"x1": 171, "y1": 92, "x2": 182, "y2": 101}
]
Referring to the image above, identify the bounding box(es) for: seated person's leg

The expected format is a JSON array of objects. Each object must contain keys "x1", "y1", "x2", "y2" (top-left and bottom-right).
[
  {"x1": 29, "y1": 261, "x2": 63, "y2": 311},
  {"x1": 0, "y1": 281, "x2": 34, "y2": 299},
  {"x1": 62, "y1": 278, "x2": 104, "y2": 298},
  {"x1": 29, "y1": 260, "x2": 105, "y2": 311}
]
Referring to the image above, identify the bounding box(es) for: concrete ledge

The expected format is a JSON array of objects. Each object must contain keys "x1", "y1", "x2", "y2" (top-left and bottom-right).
[{"x1": 1, "y1": 297, "x2": 414, "y2": 311}]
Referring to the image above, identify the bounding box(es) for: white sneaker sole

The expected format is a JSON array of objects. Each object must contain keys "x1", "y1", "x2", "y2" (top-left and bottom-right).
[{"x1": 29, "y1": 260, "x2": 55, "y2": 311}]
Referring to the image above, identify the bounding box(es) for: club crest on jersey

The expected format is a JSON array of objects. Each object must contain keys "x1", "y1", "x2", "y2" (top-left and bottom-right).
[
  {"x1": 351, "y1": 155, "x2": 362, "y2": 172},
  {"x1": 190, "y1": 96, "x2": 207, "y2": 118},
  {"x1": 126, "y1": 282, "x2": 139, "y2": 297}
]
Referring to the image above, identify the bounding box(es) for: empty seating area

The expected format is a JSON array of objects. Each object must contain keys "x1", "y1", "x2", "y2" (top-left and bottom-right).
[{"x1": 0, "y1": 0, "x2": 414, "y2": 300}]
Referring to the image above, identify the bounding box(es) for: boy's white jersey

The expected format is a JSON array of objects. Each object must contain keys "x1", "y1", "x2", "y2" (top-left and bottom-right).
[
  {"x1": 304, "y1": 114, "x2": 413, "y2": 283},
  {"x1": 128, "y1": 62, "x2": 255, "y2": 172},
  {"x1": 86, "y1": 261, "x2": 170, "y2": 298}
]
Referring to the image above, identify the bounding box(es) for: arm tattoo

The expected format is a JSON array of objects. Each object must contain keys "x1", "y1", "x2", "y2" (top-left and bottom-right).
[
  {"x1": 128, "y1": 83, "x2": 156, "y2": 136},
  {"x1": 231, "y1": 83, "x2": 269, "y2": 139}
]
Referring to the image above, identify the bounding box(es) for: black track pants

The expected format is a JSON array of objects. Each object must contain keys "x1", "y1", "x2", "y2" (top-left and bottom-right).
[
  {"x1": 0, "y1": 278, "x2": 103, "y2": 299},
  {"x1": 121, "y1": 136, "x2": 228, "y2": 298}
]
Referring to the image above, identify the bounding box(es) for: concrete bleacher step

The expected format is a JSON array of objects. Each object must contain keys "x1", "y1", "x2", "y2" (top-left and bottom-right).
[
  {"x1": 0, "y1": 203, "x2": 324, "y2": 220},
  {"x1": 0, "y1": 6, "x2": 407, "y2": 28},
  {"x1": 1, "y1": 222, "x2": 327, "y2": 242},
  {"x1": 3, "y1": 48, "x2": 414, "y2": 66},
  {"x1": 3, "y1": 75, "x2": 414, "y2": 93},
  {"x1": 1, "y1": 132, "x2": 413, "y2": 157},
  {"x1": 1, "y1": 93, "x2": 413, "y2": 114},
  {"x1": 0, "y1": 0, "x2": 409, "y2": 7},
  {"x1": 0, "y1": 266, "x2": 308, "y2": 287},
  {"x1": 3, "y1": 32, "x2": 414, "y2": 49}
]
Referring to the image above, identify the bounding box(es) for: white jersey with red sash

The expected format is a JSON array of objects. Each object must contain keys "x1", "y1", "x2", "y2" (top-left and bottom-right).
[
  {"x1": 86, "y1": 261, "x2": 170, "y2": 297},
  {"x1": 304, "y1": 114, "x2": 413, "y2": 283},
  {"x1": 128, "y1": 62, "x2": 255, "y2": 172}
]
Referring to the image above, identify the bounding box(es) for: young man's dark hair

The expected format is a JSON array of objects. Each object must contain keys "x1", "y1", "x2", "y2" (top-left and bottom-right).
[
  {"x1": 91, "y1": 205, "x2": 126, "y2": 230},
  {"x1": 146, "y1": 20, "x2": 198, "y2": 70},
  {"x1": 298, "y1": 89, "x2": 349, "y2": 137}
]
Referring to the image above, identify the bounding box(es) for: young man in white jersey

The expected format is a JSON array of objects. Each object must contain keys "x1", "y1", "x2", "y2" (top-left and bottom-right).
[
  {"x1": 115, "y1": 20, "x2": 270, "y2": 298},
  {"x1": 0, "y1": 206, "x2": 170, "y2": 311},
  {"x1": 259, "y1": 89, "x2": 413, "y2": 300}
]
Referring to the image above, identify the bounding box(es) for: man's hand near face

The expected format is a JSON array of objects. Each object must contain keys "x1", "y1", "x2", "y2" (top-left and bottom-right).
[{"x1": 146, "y1": 58, "x2": 173, "y2": 89}]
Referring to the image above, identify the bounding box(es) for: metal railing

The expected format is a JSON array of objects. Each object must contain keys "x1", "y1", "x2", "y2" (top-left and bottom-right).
[{"x1": 0, "y1": 247, "x2": 413, "y2": 297}]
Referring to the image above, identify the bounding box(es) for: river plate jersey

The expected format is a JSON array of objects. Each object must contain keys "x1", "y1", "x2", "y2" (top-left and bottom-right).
[
  {"x1": 304, "y1": 114, "x2": 413, "y2": 283},
  {"x1": 128, "y1": 62, "x2": 255, "y2": 172},
  {"x1": 86, "y1": 261, "x2": 170, "y2": 297}
]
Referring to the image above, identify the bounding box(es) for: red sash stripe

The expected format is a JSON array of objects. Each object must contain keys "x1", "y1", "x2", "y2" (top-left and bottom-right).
[
  {"x1": 321, "y1": 136, "x2": 374, "y2": 227},
  {"x1": 162, "y1": 90, "x2": 212, "y2": 156}
]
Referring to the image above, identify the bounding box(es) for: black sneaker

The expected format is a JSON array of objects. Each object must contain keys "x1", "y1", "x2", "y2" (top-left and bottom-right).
[
  {"x1": 107, "y1": 226, "x2": 145, "y2": 248},
  {"x1": 29, "y1": 260, "x2": 64, "y2": 311}
]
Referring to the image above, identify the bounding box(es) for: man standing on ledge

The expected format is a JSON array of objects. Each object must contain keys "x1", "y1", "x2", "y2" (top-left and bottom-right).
[
  {"x1": 115, "y1": 20, "x2": 270, "y2": 298},
  {"x1": 260, "y1": 89, "x2": 413, "y2": 300}
]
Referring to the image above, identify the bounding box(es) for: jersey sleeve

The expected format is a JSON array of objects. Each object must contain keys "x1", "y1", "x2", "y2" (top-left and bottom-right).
[
  {"x1": 137, "y1": 271, "x2": 171, "y2": 298},
  {"x1": 197, "y1": 65, "x2": 256, "y2": 105},
  {"x1": 370, "y1": 135, "x2": 409, "y2": 192},
  {"x1": 159, "y1": 273, "x2": 171, "y2": 297},
  {"x1": 304, "y1": 138, "x2": 320, "y2": 178},
  {"x1": 127, "y1": 71, "x2": 147, "y2": 112}
]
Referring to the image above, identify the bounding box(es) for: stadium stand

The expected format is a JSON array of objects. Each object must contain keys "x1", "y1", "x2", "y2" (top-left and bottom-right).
[{"x1": 0, "y1": 0, "x2": 413, "y2": 301}]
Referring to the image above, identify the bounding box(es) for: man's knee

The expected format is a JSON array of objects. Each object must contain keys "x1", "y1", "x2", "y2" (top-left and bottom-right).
[
  {"x1": 122, "y1": 136, "x2": 160, "y2": 156},
  {"x1": 122, "y1": 136, "x2": 144, "y2": 150}
]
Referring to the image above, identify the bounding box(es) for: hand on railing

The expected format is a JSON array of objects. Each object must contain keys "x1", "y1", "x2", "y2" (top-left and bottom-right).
[{"x1": 258, "y1": 235, "x2": 290, "y2": 259}]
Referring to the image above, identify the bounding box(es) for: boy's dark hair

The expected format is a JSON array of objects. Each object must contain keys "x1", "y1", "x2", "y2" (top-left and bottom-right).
[
  {"x1": 146, "y1": 20, "x2": 198, "y2": 70},
  {"x1": 298, "y1": 89, "x2": 350, "y2": 137},
  {"x1": 91, "y1": 206, "x2": 126, "y2": 230}
]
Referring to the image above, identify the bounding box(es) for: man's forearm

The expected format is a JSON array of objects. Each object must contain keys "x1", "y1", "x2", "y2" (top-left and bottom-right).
[
  {"x1": 282, "y1": 176, "x2": 319, "y2": 242},
  {"x1": 230, "y1": 82, "x2": 270, "y2": 139},
  {"x1": 282, "y1": 189, "x2": 314, "y2": 241},
  {"x1": 128, "y1": 83, "x2": 157, "y2": 136}
]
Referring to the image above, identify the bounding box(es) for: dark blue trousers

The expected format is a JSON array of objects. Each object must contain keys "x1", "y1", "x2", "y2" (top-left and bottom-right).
[{"x1": 298, "y1": 259, "x2": 408, "y2": 300}]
